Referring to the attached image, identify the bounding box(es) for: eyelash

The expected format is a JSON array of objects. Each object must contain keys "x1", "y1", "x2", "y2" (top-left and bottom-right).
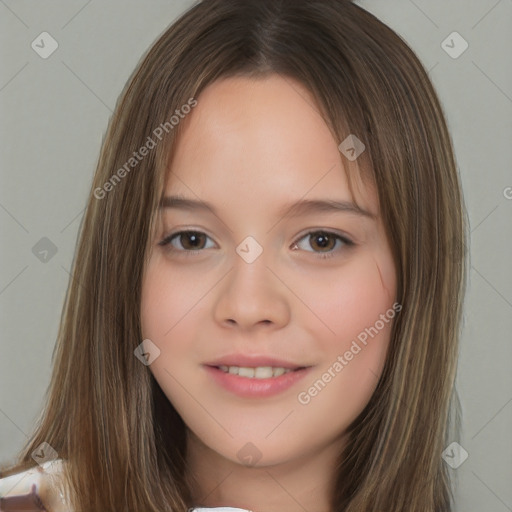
[{"x1": 158, "y1": 229, "x2": 354, "y2": 260}]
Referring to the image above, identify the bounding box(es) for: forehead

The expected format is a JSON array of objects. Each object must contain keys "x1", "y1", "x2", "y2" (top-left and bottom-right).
[{"x1": 165, "y1": 75, "x2": 376, "y2": 217}]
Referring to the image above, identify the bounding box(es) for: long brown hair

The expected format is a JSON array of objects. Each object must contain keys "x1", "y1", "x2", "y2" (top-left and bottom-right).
[{"x1": 1, "y1": 1, "x2": 467, "y2": 510}]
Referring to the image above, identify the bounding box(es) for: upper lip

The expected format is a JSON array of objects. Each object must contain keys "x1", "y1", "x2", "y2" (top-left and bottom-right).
[{"x1": 204, "y1": 354, "x2": 308, "y2": 370}]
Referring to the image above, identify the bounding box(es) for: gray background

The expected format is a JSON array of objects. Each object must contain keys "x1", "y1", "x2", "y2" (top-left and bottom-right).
[{"x1": 0, "y1": 1, "x2": 511, "y2": 510}]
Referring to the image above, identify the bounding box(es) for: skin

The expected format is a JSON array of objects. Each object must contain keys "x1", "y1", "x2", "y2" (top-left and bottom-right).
[{"x1": 140, "y1": 74, "x2": 397, "y2": 512}]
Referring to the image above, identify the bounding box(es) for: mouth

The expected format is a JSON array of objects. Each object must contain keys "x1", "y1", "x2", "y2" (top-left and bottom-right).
[
  {"x1": 213, "y1": 365, "x2": 307, "y2": 379},
  {"x1": 203, "y1": 358, "x2": 312, "y2": 398}
]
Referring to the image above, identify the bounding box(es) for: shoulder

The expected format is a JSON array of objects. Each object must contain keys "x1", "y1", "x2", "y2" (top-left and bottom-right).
[{"x1": 0, "y1": 458, "x2": 73, "y2": 511}]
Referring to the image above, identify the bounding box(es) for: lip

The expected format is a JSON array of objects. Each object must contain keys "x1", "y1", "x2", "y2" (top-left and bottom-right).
[{"x1": 203, "y1": 356, "x2": 312, "y2": 398}]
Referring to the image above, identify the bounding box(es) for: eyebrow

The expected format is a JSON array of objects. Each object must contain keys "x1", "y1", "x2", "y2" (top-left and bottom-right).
[{"x1": 159, "y1": 195, "x2": 376, "y2": 219}]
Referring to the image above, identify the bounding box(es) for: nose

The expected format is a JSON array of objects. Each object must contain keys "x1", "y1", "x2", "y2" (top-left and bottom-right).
[{"x1": 213, "y1": 249, "x2": 291, "y2": 331}]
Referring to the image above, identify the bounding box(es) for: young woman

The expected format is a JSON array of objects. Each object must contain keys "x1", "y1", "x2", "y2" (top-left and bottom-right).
[{"x1": 0, "y1": 1, "x2": 467, "y2": 511}]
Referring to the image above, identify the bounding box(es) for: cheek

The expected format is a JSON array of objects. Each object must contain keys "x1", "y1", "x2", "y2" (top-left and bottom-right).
[
  {"x1": 140, "y1": 263, "x2": 197, "y2": 407},
  {"x1": 292, "y1": 253, "x2": 396, "y2": 417},
  {"x1": 140, "y1": 258, "x2": 211, "y2": 341},
  {"x1": 299, "y1": 252, "x2": 395, "y2": 351},
  {"x1": 140, "y1": 259, "x2": 218, "y2": 397}
]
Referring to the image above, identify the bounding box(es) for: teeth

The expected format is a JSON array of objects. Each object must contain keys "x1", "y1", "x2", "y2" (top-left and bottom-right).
[
  {"x1": 272, "y1": 367, "x2": 286, "y2": 377},
  {"x1": 217, "y1": 365, "x2": 293, "y2": 378},
  {"x1": 238, "y1": 367, "x2": 255, "y2": 378},
  {"x1": 254, "y1": 366, "x2": 273, "y2": 379}
]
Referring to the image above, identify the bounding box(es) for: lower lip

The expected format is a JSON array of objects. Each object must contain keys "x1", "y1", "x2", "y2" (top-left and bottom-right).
[{"x1": 203, "y1": 365, "x2": 311, "y2": 398}]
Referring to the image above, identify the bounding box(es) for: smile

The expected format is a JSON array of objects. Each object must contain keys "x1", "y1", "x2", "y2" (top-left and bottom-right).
[
  {"x1": 204, "y1": 364, "x2": 311, "y2": 398},
  {"x1": 217, "y1": 365, "x2": 297, "y2": 378}
]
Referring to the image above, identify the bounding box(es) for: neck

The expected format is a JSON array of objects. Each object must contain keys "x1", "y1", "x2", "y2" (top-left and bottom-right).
[{"x1": 185, "y1": 431, "x2": 345, "y2": 512}]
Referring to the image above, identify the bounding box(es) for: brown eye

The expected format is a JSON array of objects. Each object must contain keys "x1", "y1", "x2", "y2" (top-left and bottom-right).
[
  {"x1": 292, "y1": 230, "x2": 354, "y2": 259},
  {"x1": 158, "y1": 230, "x2": 214, "y2": 252},
  {"x1": 308, "y1": 232, "x2": 337, "y2": 252},
  {"x1": 177, "y1": 231, "x2": 207, "y2": 250}
]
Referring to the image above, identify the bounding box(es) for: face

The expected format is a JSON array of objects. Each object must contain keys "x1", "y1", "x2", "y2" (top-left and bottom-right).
[{"x1": 140, "y1": 74, "x2": 397, "y2": 468}]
